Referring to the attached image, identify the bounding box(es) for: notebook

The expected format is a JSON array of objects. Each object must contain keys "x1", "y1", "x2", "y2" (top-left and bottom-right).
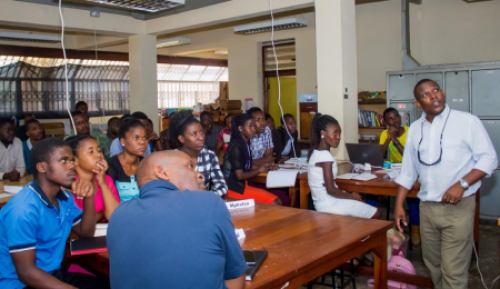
[
  {"x1": 70, "y1": 236, "x2": 107, "y2": 256},
  {"x1": 336, "y1": 173, "x2": 378, "y2": 181},
  {"x1": 266, "y1": 169, "x2": 299, "y2": 188},
  {"x1": 244, "y1": 249, "x2": 268, "y2": 281}
]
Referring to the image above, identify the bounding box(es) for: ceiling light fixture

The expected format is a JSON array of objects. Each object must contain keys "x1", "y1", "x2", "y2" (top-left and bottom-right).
[
  {"x1": 234, "y1": 18, "x2": 307, "y2": 35},
  {"x1": 157, "y1": 37, "x2": 191, "y2": 48},
  {"x1": 80, "y1": 0, "x2": 185, "y2": 13},
  {"x1": 214, "y1": 49, "x2": 228, "y2": 55},
  {"x1": 0, "y1": 31, "x2": 61, "y2": 43}
]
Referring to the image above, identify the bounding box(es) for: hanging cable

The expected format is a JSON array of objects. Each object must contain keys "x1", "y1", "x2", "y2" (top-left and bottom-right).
[
  {"x1": 268, "y1": 0, "x2": 297, "y2": 158},
  {"x1": 473, "y1": 242, "x2": 500, "y2": 289},
  {"x1": 58, "y1": 0, "x2": 77, "y2": 135}
]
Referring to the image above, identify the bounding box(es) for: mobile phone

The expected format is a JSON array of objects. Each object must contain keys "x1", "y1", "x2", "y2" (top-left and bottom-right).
[{"x1": 244, "y1": 251, "x2": 256, "y2": 266}]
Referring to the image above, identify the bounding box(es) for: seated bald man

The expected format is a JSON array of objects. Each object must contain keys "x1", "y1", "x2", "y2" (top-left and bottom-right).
[{"x1": 107, "y1": 151, "x2": 247, "y2": 289}]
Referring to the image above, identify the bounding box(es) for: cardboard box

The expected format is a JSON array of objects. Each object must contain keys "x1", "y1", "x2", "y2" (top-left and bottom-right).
[
  {"x1": 220, "y1": 100, "x2": 241, "y2": 111},
  {"x1": 210, "y1": 102, "x2": 220, "y2": 110},
  {"x1": 220, "y1": 110, "x2": 242, "y2": 117},
  {"x1": 220, "y1": 82, "x2": 229, "y2": 100},
  {"x1": 212, "y1": 111, "x2": 221, "y2": 122}
]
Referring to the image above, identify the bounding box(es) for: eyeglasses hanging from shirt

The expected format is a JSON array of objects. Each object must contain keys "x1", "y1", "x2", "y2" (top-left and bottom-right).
[{"x1": 417, "y1": 110, "x2": 451, "y2": 166}]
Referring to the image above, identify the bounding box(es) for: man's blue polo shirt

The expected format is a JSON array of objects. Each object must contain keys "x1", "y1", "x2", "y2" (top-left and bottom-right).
[
  {"x1": 107, "y1": 179, "x2": 247, "y2": 289},
  {"x1": 0, "y1": 181, "x2": 82, "y2": 289}
]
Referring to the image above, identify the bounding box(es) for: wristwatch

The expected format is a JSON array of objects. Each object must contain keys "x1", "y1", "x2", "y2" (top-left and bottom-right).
[
  {"x1": 459, "y1": 179, "x2": 470, "y2": 190},
  {"x1": 393, "y1": 139, "x2": 401, "y2": 146}
]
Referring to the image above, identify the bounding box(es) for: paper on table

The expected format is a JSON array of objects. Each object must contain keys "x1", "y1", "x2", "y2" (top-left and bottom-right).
[
  {"x1": 352, "y1": 173, "x2": 377, "y2": 181},
  {"x1": 3, "y1": 186, "x2": 22, "y2": 194},
  {"x1": 0, "y1": 193, "x2": 13, "y2": 199},
  {"x1": 336, "y1": 173, "x2": 359, "y2": 180},
  {"x1": 336, "y1": 173, "x2": 377, "y2": 181},
  {"x1": 94, "y1": 223, "x2": 108, "y2": 237},
  {"x1": 266, "y1": 169, "x2": 299, "y2": 188}
]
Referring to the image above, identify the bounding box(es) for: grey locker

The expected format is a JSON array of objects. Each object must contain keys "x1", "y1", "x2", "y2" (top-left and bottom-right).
[
  {"x1": 481, "y1": 119, "x2": 500, "y2": 169},
  {"x1": 416, "y1": 72, "x2": 443, "y2": 88},
  {"x1": 471, "y1": 69, "x2": 500, "y2": 117},
  {"x1": 479, "y1": 169, "x2": 500, "y2": 218},
  {"x1": 388, "y1": 73, "x2": 415, "y2": 101},
  {"x1": 391, "y1": 101, "x2": 418, "y2": 127},
  {"x1": 445, "y1": 71, "x2": 470, "y2": 113}
]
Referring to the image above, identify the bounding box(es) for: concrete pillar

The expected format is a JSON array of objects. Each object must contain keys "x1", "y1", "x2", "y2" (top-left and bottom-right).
[
  {"x1": 315, "y1": 0, "x2": 358, "y2": 159},
  {"x1": 129, "y1": 33, "x2": 158, "y2": 132}
]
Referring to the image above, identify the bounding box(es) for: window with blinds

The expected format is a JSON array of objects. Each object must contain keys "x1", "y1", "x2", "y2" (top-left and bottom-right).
[{"x1": 0, "y1": 55, "x2": 228, "y2": 118}]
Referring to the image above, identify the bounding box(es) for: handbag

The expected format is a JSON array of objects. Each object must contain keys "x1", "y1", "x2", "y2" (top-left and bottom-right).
[{"x1": 367, "y1": 251, "x2": 417, "y2": 289}]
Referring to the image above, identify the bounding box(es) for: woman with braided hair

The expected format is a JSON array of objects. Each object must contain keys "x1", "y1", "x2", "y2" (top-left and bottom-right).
[{"x1": 307, "y1": 113, "x2": 381, "y2": 219}]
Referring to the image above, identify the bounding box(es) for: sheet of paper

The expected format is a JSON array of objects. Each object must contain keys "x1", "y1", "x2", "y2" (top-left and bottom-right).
[
  {"x1": 352, "y1": 173, "x2": 378, "y2": 181},
  {"x1": 3, "y1": 186, "x2": 23, "y2": 194},
  {"x1": 0, "y1": 193, "x2": 13, "y2": 199},
  {"x1": 235, "y1": 228, "x2": 246, "y2": 241},
  {"x1": 336, "y1": 173, "x2": 359, "y2": 180},
  {"x1": 384, "y1": 171, "x2": 400, "y2": 179},
  {"x1": 94, "y1": 223, "x2": 108, "y2": 237},
  {"x1": 266, "y1": 169, "x2": 299, "y2": 188}
]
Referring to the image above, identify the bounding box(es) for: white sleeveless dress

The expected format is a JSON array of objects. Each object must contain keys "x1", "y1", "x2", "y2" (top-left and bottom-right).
[{"x1": 308, "y1": 149, "x2": 377, "y2": 218}]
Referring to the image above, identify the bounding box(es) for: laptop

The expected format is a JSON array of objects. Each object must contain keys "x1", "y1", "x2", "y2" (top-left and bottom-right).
[{"x1": 345, "y1": 143, "x2": 385, "y2": 167}]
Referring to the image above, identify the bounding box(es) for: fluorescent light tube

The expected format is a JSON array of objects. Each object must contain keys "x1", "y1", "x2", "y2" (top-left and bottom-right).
[
  {"x1": 157, "y1": 37, "x2": 191, "y2": 48},
  {"x1": 0, "y1": 31, "x2": 60, "y2": 43},
  {"x1": 234, "y1": 18, "x2": 308, "y2": 35}
]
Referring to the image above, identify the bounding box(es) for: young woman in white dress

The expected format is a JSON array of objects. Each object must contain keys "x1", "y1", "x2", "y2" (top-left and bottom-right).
[{"x1": 307, "y1": 114, "x2": 381, "y2": 219}]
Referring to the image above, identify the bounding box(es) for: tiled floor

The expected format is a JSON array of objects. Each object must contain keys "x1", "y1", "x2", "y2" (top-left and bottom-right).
[{"x1": 300, "y1": 224, "x2": 499, "y2": 289}]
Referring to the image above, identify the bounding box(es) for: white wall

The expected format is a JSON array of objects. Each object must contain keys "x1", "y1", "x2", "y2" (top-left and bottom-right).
[
  {"x1": 164, "y1": 13, "x2": 317, "y2": 108},
  {"x1": 159, "y1": 0, "x2": 500, "y2": 102},
  {"x1": 356, "y1": 0, "x2": 500, "y2": 91}
]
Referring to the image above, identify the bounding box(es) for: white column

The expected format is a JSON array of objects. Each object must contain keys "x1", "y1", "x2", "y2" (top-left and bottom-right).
[
  {"x1": 315, "y1": 0, "x2": 358, "y2": 159},
  {"x1": 129, "y1": 34, "x2": 158, "y2": 132}
]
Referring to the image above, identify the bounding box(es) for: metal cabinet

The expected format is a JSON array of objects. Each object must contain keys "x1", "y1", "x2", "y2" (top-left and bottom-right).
[
  {"x1": 471, "y1": 69, "x2": 500, "y2": 118},
  {"x1": 481, "y1": 120, "x2": 500, "y2": 169},
  {"x1": 445, "y1": 71, "x2": 470, "y2": 112},
  {"x1": 390, "y1": 101, "x2": 419, "y2": 127},
  {"x1": 416, "y1": 72, "x2": 443, "y2": 88},
  {"x1": 480, "y1": 169, "x2": 500, "y2": 218},
  {"x1": 387, "y1": 73, "x2": 415, "y2": 101}
]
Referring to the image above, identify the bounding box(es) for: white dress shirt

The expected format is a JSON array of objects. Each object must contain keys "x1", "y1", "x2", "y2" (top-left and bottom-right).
[
  {"x1": 396, "y1": 105, "x2": 498, "y2": 202},
  {"x1": 0, "y1": 137, "x2": 26, "y2": 179}
]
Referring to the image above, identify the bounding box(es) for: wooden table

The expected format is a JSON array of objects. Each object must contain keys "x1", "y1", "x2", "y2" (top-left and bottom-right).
[
  {"x1": 72, "y1": 203, "x2": 393, "y2": 289},
  {"x1": 253, "y1": 163, "x2": 482, "y2": 289},
  {"x1": 0, "y1": 175, "x2": 33, "y2": 209}
]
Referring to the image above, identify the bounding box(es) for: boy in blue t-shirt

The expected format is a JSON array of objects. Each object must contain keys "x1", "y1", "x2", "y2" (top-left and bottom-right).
[{"x1": 0, "y1": 138, "x2": 109, "y2": 289}]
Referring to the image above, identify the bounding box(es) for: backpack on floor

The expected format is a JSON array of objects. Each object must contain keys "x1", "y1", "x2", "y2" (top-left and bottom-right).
[{"x1": 367, "y1": 251, "x2": 417, "y2": 289}]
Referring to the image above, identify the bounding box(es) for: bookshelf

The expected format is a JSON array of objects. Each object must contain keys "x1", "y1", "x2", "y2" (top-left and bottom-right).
[{"x1": 358, "y1": 94, "x2": 387, "y2": 144}]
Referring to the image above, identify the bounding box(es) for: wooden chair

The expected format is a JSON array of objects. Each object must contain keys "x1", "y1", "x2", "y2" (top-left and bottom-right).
[{"x1": 41, "y1": 122, "x2": 65, "y2": 139}]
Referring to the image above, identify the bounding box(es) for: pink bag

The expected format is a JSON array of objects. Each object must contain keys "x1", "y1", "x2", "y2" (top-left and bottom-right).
[{"x1": 367, "y1": 251, "x2": 417, "y2": 289}]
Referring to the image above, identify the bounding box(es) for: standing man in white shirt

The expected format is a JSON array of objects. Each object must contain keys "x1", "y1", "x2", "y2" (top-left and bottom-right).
[
  {"x1": 394, "y1": 79, "x2": 498, "y2": 289},
  {"x1": 0, "y1": 119, "x2": 26, "y2": 181}
]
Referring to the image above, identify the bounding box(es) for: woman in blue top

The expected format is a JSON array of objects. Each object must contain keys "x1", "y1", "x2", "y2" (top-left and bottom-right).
[{"x1": 107, "y1": 119, "x2": 147, "y2": 202}]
